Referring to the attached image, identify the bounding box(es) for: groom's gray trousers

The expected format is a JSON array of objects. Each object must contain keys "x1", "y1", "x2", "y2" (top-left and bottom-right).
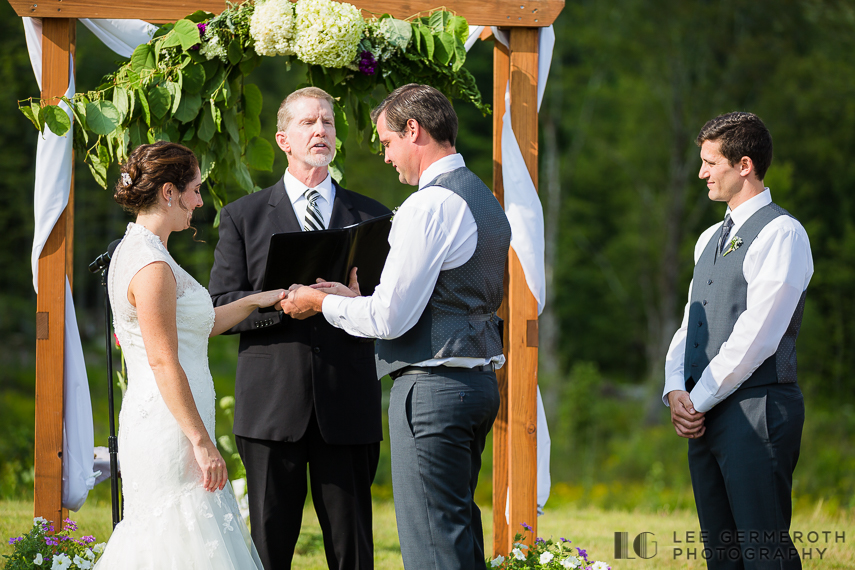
[{"x1": 389, "y1": 366, "x2": 500, "y2": 570}]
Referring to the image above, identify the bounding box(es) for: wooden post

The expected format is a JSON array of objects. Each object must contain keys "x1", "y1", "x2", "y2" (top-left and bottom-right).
[
  {"x1": 491, "y1": 36, "x2": 511, "y2": 558},
  {"x1": 506, "y1": 26, "x2": 539, "y2": 546},
  {"x1": 34, "y1": 17, "x2": 75, "y2": 529}
]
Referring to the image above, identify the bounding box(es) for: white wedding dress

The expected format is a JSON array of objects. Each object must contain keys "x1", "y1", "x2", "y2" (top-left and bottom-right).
[{"x1": 96, "y1": 223, "x2": 262, "y2": 569}]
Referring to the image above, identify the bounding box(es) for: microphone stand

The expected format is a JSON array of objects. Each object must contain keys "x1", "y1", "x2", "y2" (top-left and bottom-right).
[{"x1": 90, "y1": 244, "x2": 121, "y2": 528}]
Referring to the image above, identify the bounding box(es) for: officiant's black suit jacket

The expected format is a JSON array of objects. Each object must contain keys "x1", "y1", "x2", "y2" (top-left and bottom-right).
[{"x1": 208, "y1": 178, "x2": 389, "y2": 445}]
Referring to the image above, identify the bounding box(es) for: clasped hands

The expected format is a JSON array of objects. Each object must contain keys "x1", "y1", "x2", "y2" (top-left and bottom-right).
[
  {"x1": 277, "y1": 267, "x2": 361, "y2": 320},
  {"x1": 667, "y1": 390, "x2": 706, "y2": 439}
]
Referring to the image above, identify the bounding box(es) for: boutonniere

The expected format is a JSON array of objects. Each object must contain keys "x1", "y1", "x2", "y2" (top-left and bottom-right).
[
  {"x1": 390, "y1": 206, "x2": 399, "y2": 221},
  {"x1": 722, "y1": 236, "x2": 743, "y2": 257}
]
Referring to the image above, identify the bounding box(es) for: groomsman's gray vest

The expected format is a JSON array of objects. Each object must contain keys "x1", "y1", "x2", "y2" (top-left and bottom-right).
[
  {"x1": 375, "y1": 167, "x2": 511, "y2": 379},
  {"x1": 684, "y1": 202, "x2": 806, "y2": 390}
]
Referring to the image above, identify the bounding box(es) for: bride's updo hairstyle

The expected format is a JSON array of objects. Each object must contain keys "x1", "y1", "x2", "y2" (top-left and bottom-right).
[{"x1": 115, "y1": 141, "x2": 199, "y2": 214}]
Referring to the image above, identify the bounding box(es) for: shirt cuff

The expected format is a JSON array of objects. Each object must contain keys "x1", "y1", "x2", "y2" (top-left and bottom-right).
[
  {"x1": 688, "y1": 375, "x2": 720, "y2": 414},
  {"x1": 662, "y1": 375, "x2": 687, "y2": 407},
  {"x1": 321, "y1": 294, "x2": 347, "y2": 329}
]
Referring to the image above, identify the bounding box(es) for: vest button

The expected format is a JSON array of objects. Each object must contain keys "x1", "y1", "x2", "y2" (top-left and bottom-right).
[
  {"x1": 707, "y1": 279, "x2": 713, "y2": 285},
  {"x1": 693, "y1": 342, "x2": 699, "y2": 348},
  {"x1": 698, "y1": 321, "x2": 703, "y2": 327},
  {"x1": 703, "y1": 300, "x2": 708, "y2": 306},
  {"x1": 312, "y1": 346, "x2": 321, "y2": 354}
]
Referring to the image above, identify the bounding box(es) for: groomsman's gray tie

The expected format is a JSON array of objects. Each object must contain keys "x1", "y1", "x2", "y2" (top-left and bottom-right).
[
  {"x1": 303, "y1": 188, "x2": 324, "y2": 231},
  {"x1": 717, "y1": 214, "x2": 734, "y2": 256}
]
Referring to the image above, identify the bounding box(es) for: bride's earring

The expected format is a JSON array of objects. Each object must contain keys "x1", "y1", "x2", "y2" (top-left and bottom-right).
[{"x1": 168, "y1": 197, "x2": 172, "y2": 207}]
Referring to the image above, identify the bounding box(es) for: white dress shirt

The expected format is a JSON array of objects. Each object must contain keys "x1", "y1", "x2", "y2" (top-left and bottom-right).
[
  {"x1": 663, "y1": 189, "x2": 813, "y2": 412},
  {"x1": 284, "y1": 169, "x2": 335, "y2": 230},
  {"x1": 322, "y1": 154, "x2": 506, "y2": 368}
]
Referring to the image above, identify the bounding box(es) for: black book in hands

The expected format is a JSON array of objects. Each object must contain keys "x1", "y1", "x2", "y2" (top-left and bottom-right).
[{"x1": 259, "y1": 212, "x2": 393, "y2": 312}]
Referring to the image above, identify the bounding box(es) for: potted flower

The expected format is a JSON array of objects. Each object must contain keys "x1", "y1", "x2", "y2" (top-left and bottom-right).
[
  {"x1": 3, "y1": 518, "x2": 104, "y2": 570},
  {"x1": 489, "y1": 523, "x2": 611, "y2": 570}
]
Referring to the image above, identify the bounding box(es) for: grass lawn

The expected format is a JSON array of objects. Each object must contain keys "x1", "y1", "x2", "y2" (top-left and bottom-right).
[{"x1": 2, "y1": 496, "x2": 852, "y2": 569}]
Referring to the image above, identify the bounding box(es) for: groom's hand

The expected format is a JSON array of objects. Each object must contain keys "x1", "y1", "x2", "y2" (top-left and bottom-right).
[
  {"x1": 310, "y1": 267, "x2": 361, "y2": 298},
  {"x1": 667, "y1": 390, "x2": 706, "y2": 439},
  {"x1": 280, "y1": 286, "x2": 326, "y2": 320}
]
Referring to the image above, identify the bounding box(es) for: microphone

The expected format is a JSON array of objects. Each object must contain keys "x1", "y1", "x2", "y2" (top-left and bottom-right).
[{"x1": 88, "y1": 239, "x2": 122, "y2": 274}]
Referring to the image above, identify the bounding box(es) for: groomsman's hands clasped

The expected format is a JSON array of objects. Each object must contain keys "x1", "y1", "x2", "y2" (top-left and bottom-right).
[
  {"x1": 667, "y1": 390, "x2": 706, "y2": 439},
  {"x1": 280, "y1": 267, "x2": 361, "y2": 320}
]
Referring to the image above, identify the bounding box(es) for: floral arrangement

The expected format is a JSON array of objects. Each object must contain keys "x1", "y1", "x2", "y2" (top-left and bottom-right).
[
  {"x1": 721, "y1": 236, "x2": 743, "y2": 257},
  {"x1": 3, "y1": 518, "x2": 105, "y2": 570},
  {"x1": 18, "y1": 0, "x2": 487, "y2": 218},
  {"x1": 489, "y1": 524, "x2": 611, "y2": 570}
]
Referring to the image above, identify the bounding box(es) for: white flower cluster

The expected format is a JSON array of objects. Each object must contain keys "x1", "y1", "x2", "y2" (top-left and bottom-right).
[
  {"x1": 293, "y1": 0, "x2": 365, "y2": 68},
  {"x1": 250, "y1": 0, "x2": 296, "y2": 56},
  {"x1": 200, "y1": 28, "x2": 227, "y2": 62}
]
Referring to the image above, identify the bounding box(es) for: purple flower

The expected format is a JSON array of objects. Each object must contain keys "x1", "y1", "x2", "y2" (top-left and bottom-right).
[
  {"x1": 63, "y1": 518, "x2": 78, "y2": 531},
  {"x1": 45, "y1": 537, "x2": 59, "y2": 546},
  {"x1": 8, "y1": 537, "x2": 22, "y2": 545},
  {"x1": 521, "y1": 522, "x2": 533, "y2": 532},
  {"x1": 82, "y1": 536, "x2": 96, "y2": 543},
  {"x1": 560, "y1": 537, "x2": 571, "y2": 543},
  {"x1": 576, "y1": 547, "x2": 588, "y2": 561},
  {"x1": 535, "y1": 537, "x2": 545, "y2": 544},
  {"x1": 357, "y1": 50, "x2": 377, "y2": 75}
]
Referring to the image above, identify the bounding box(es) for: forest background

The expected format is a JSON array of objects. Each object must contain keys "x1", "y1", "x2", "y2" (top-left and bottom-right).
[{"x1": 1, "y1": 0, "x2": 854, "y2": 518}]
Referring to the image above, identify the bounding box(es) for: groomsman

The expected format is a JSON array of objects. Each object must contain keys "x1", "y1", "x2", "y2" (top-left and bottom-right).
[
  {"x1": 209, "y1": 87, "x2": 389, "y2": 570},
  {"x1": 663, "y1": 112, "x2": 813, "y2": 570},
  {"x1": 282, "y1": 84, "x2": 511, "y2": 570}
]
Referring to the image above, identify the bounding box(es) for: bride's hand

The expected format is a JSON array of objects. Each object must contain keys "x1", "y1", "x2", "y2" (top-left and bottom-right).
[
  {"x1": 193, "y1": 440, "x2": 229, "y2": 492},
  {"x1": 252, "y1": 289, "x2": 287, "y2": 309}
]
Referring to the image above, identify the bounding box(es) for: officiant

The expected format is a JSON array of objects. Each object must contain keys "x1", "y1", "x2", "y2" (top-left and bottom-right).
[
  {"x1": 208, "y1": 86, "x2": 389, "y2": 570},
  {"x1": 282, "y1": 84, "x2": 511, "y2": 570}
]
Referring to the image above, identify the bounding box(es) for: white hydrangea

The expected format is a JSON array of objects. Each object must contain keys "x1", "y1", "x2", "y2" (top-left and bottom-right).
[
  {"x1": 250, "y1": 0, "x2": 296, "y2": 56},
  {"x1": 294, "y1": 0, "x2": 365, "y2": 68}
]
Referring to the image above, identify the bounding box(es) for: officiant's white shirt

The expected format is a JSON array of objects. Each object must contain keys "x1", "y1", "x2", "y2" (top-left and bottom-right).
[
  {"x1": 322, "y1": 154, "x2": 506, "y2": 369},
  {"x1": 284, "y1": 169, "x2": 335, "y2": 229},
  {"x1": 663, "y1": 189, "x2": 813, "y2": 413}
]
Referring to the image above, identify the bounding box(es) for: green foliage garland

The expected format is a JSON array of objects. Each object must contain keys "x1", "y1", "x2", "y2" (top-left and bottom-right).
[{"x1": 19, "y1": 0, "x2": 489, "y2": 219}]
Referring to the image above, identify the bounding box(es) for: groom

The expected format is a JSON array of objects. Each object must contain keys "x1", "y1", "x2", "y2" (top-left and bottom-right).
[
  {"x1": 209, "y1": 87, "x2": 389, "y2": 570},
  {"x1": 282, "y1": 84, "x2": 511, "y2": 570}
]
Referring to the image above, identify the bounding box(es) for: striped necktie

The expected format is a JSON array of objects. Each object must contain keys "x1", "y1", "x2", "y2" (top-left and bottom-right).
[
  {"x1": 303, "y1": 188, "x2": 324, "y2": 231},
  {"x1": 717, "y1": 214, "x2": 734, "y2": 254}
]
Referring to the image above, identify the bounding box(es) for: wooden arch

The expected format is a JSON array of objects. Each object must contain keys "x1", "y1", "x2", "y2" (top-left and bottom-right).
[{"x1": 9, "y1": 0, "x2": 564, "y2": 556}]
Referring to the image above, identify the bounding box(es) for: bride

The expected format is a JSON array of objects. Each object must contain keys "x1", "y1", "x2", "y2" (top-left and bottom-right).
[{"x1": 96, "y1": 141, "x2": 285, "y2": 569}]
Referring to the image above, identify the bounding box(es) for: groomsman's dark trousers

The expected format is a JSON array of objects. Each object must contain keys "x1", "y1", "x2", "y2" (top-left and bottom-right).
[
  {"x1": 236, "y1": 410, "x2": 380, "y2": 570},
  {"x1": 688, "y1": 382, "x2": 804, "y2": 570},
  {"x1": 389, "y1": 367, "x2": 500, "y2": 570}
]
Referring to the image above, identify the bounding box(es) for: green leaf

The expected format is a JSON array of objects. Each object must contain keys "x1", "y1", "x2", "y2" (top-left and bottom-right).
[
  {"x1": 130, "y1": 44, "x2": 155, "y2": 73},
  {"x1": 174, "y1": 91, "x2": 202, "y2": 123},
  {"x1": 202, "y1": 65, "x2": 226, "y2": 100},
  {"x1": 417, "y1": 24, "x2": 434, "y2": 60},
  {"x1": 244, "y1": 113, "x2": 261, "y2": 140},
  {"x1": 20, "y1": 101, "x2": 42, "y2": 131},
  {"x1": 211, "y1": 102, "x2": 222, "y2": 132},
  {"x1": 223, "y1": 107, "x2": 239, "y2": 143},
  {"x1": 173, "y1": 19, "x2": 202, "y2": 51},
  {"x1": 184, "y1": 10, "x2": 213, "y2": 23},
  {"x1": 165, "y1": 81, "x2": 182, "y2": 114},
  {"x1": 246, "y1": 137, "x2": 274, "y2": 171},
  {"x1": 334, "y1": 102, "x2": 349, "y2": 145},
  {"x1": 428, "y1": 11, "x2": 451, "y2": 33},
  {"x1": 446, "y1": 15, "x2": 469, "y2": 45},
  {"x1": 181, "y1": 124, "x2": 196, "y2": 142},
  {"x1": 137, "y1": 89, "x2": 151, "y2": 126},
  {"x1": 199, "y1": 148, "x2": 215, "y2": 182},
  {"x1": 243, "y1": 83, "x2": 263, "y2": 117},
  {"x1": 452, "y1": 40, "x2": 467, "y2": 72},
  {"x1": 233, "y1": 160, "x2": 254, "y2": 193},
  {"x1": 434, "y1": 31, "x2": 455, "y2": 65},
  {"x1": 328, "y1": 156, "x2": 346, "y2": 187},
  {"x1": 42, "y1": 105, "x2": 71, "y2": 136},
  {"x1": 85, "y1": 100, "x2": 121, "y2": 136},
  {"x1": 239, "y1": 51, "x2": 261, "y2": 75},
  {"x1": 87, "y1": 145, "x2": 110, "y2": 188},
  {"x1": 129, "y1": 120, "x2": 145, "y2": 148},
  {"x1": 385, "y1": 18, "x2": 413, "y2": 50},
  {"x1": 197, "y1": 102, "x2": 216, "y2": 142},
  {"x1": 113, "y1": 87, "x2": 130, "y2": 122},
  {"x1": 148, "y1": 86, "x2": 171, "y2": 120},
  {"x1": 228, "y1": 39, "x2": 244, "y2": 66},
  {"x1": 183, "y1": 64, "x2": 206, "y2": 94}
]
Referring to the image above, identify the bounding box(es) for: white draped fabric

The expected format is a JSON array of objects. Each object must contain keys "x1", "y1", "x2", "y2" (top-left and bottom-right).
[
  {"x1": 23, "y1": 16, "x2": 155, "y2": 511},
  {"x1": 466, "y1": 25, "x2": 554, "y2": 513}
]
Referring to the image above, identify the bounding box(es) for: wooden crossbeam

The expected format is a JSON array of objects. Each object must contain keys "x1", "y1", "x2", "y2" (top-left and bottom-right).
[{"x1": 8, "y1": 0, "x2": 562, "y2": 26}]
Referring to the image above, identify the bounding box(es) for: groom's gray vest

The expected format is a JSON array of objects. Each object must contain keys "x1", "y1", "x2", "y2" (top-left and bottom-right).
[
  {"x1": 684, "y1": 202, "x2": 806, "y2": 390},
  {"x1": 375, "y1": 167, "x2": 511, "y2": 379}
]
